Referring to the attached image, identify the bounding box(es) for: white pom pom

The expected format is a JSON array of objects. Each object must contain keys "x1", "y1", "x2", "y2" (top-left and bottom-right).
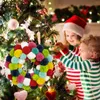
[
  {"x1": 23, "y1": 78, "x2": 31, "y2": 86},
  {"x1": 19, "y1": 59, "x2": 25, "y2": 64},
  {"x1": 67, "y1": 83, "x2": 76, "y2": 90},
  {"x1": 45, "y1": 76, "x2": 50, "y2": 81},
  {"x1": 27, "y1": 52, "x2": 36, "y2": 59},
  {"x1": 36, "y1": 65, "x2": 40, "y2": 70},
  {"x1": 21, "y1": 42, "x2": 28, "y2": 48}
]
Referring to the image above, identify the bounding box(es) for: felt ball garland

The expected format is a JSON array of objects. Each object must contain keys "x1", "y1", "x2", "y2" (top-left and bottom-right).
[{"x1": 5, "y1": 41, "x2": 54, "y2": 90}]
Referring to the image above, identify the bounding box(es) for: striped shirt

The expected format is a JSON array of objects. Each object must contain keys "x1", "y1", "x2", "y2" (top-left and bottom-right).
[
  {"x1": 60, "y1": 52, "x2": 100, "y2": 100},
  {"x1": 66, "y1": 46, "x2": 84, "y2": 99}
]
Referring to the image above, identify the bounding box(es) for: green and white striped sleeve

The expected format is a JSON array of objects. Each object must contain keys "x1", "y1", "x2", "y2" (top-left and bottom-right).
[
  {"x1": 65, "y1": 51, "x2": 82, "y2": 61},
  {"x1": 60, "y1": 56, "x2": 91, "y2": 71}
]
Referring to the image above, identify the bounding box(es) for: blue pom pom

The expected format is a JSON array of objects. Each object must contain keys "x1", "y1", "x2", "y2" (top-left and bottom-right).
[
  {"x1": 34, "y1": 69, "x2": 39, "y2": 75},
  {"x1": 37, "y1": 45, "x2": 44, "y2": 52},
  {"x1": 18, "y1": 68, "x2": 22, "y2": 73},
  {"x1": 40, "y1": 58, "x2": 49, "y2": 65},
  {"x1": 11, "y1": 70, "x2": 19, "y2": 76},
  {"x1": 11, "y1": 57, "x2": 19, "y2": 64},
  {"x1": 39, "y1": 72, "x2": 46, "y2": 78},
  {"x1": 25, "y1": 73, "x2": 31, "y2": 78},
  {"x1": 32, "y1": 48, "x2": 39, "y2": 54},
  {"x1": 17, "y1": 83, "x2": 23, "y2": 88},
  {"x1": 20, "y1": 53, "x2": 26, "y2": 60},
  {"x1": 6, "y1": 55, "x2": 12, "y2": 62},
  {"x1": 47, "y1": 55, "x2": 53, "y2": 62}
]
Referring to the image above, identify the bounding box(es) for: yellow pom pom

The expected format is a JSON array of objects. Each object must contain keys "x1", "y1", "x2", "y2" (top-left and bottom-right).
[
  {"x1": 12, "y1": 77, "x2": 18, "y2": 85},
  {"x1": 14, "y1": 49, "x2": 22, "y2": 58},
  {"x1": 47, "y1": 62, "x2": 54, "y2": 70},
  {"x1": 18, "y1": 64, "x2": 22, "y2": 68},
  {"x1": 37, "y1": 78, "x2": 45, "y2": 85}
]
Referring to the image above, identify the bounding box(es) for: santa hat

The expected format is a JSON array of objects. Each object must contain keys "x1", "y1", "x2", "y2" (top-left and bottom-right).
[{"x1": 63, "y1": 15, "x2": 89, "y2": 37}]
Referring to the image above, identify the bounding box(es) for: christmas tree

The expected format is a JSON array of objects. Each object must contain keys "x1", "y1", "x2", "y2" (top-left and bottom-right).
[
  {"x1": 0, "y1": 0, "x2": 75, "y2": 100},
  {"x1": 0, "y1": 0, "x2": 58, "y2": 60}
]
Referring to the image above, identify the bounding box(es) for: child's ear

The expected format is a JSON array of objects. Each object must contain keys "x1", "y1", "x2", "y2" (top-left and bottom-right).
[{"x1": 91, "y1": 52, "x2": 97, "y2": 59}]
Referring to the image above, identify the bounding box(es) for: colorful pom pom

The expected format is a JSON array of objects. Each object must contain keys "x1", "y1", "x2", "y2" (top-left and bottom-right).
[
  {"x1": 22, "y1": 46, "x2": 31, "y2": 54},
  {"x1": 32, "y1": 48, "x2": 39, "y2": 54},
  {"x1": 42, "y1": 49, "x2": 49, "y2": 57},
  {"x1": 21, "y1": 42, "x2": 28, "y2": 48},
  {"x1": 36, "y1": 53, "x2": 44, "y2": 61},
  {"x1": 5, "y1": 41, "x2": 54, "y2": 90},
  {"x1": 29, "y1": 42, "x2": 37, "y2": 50},
  {"x1": 37, "y1": 45, "x2": 44, "y2": 52},
  {"x1": 14, "y1": 44, "x2": 22, "y2": 50},
  {"x1": 27, "y1": 52, "x2": 36, "y2": 59},
  {"x1": 23, "y1": 78, "x2": 31, "y2": 86},
  {"x1": 14, "y1": 49, "x2": 22, "y2": 58},
  {"x1": 40, "y1": 58, "x2": 49, "y2": 65}
]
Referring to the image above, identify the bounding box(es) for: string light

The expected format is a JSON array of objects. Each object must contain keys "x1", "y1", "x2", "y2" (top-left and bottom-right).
[
  {"x1": 47, "y1": 1, "x2": 54, "y2": 14},
  {"x1": 87, "y1": 18, "x2": 92, "y2": 23},
  {"x1": 97, "y1": 21, "x2": 100, "y2": 23},
  {"x1": 61, "y1": 18, "x2": 65, "y2": 22},
  {"x1": 89, "y1": 11, "x2": 92, "y2": 15},
  {"x1": 49, "y1": 7, "x2": 52, "y2": 10},
  {"x1": 48, "y1": 2, "x2": 51, "y2": 5}
]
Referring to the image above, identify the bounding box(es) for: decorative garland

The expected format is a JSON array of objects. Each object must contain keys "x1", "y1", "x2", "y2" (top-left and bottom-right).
[{"x1": 5, "y1": 41, "x2": 54, "y2": 90}]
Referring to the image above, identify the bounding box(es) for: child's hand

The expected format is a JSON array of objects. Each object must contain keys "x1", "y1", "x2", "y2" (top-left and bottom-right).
[
  {"x1": 54, "y1": 42, "x2": 66, "y2": 52},
  {"x1": 53, "y1": 42, "x2": 69, "y2": 59}
]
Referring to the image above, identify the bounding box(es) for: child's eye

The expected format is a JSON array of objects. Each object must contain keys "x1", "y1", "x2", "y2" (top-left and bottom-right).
[
  {"x1": 66, "y1": 35, "x2": 69, "y2": 37},
  {"x1": 55, "y1": 40, "x2": 57, "y2": 43}
]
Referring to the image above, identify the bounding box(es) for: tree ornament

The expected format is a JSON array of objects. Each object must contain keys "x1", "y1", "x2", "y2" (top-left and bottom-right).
[
  {"x1": 23, "y1": 0, "x2": 29, "y2": 4},
  {"x1": 5, "y1": 41, "x2": 54, "y2": 90},
  {"x1": 45, "y1": 87, "x2": 56, "y2": 100},
  {"x1": 67, "y1": 83, "x2": 76, "y2": 91},
  {"x1": 8, "y1": 19, "x2": 19, "y2": 30},
  {"x1": 14, "y1": 90, "x2": 28, "y2": 100}
]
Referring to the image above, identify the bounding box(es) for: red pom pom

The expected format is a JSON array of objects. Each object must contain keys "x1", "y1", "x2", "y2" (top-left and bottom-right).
[
  {"x1": 34, "y1": 60, "x2": 40, "y2": 65},
  {"x1": 22, "y1": 46, "x2": 31, "y2": 54},
  {"x1": 47, "y1": 69, "x2": 54, "y2": 77},
  {"x1": 30, "y1": 80, "x2": 37, "y2": 87},
  {"x1": 8, "y1": 74, "x2": 12, "y2": 80},
  {"x1": 5, "y1": 61, "x2": 10, "y2": 68},
  {"x1": 14, "y1": 44, "x2": 22, "y2": 50}
]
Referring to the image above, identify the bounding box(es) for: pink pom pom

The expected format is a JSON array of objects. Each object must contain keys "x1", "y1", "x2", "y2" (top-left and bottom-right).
[
  {"x1": 36, "y1": 53, "x2": 44, "y2": 61},
  {"x1": 14, "y1": 90, "x2": 28, "y2": 100},
  {"x1": 17, "y1": 75, "x2": 24, "y2": 83},
  {"x1": 5, "y1": 61, "x2": 10, "y2": 68},
  {"x1": 28, "y1": 42, "x2": 37, "y2": 50}
]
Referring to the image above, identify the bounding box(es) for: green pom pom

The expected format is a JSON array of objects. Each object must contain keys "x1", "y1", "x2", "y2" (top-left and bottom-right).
[
  {"x1": 42, "y1": 49, "x2": 49, "y2": 57},
  {"x1": 10, "y1": 48, "x2": 14, "y2": 56},
  {"x1": 40, "y1": 65, "x2": 48, "y2": 72},
  {"x1": 9, "y1": 63, "x2": 18, "y2": 70}
]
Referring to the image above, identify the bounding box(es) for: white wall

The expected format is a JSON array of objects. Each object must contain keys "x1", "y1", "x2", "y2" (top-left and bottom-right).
[{"x1": 44, "y1": 0, "x2": 100, "y2": 11}]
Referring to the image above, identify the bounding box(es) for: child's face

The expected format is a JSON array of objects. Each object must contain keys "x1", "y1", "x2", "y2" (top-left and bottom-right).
[
  {"x1": 79, "y1": 43, "x2": 92, "y2": 60},
  {"x1": 65, "y1": 30, "x2": 80, "y2": 46}
]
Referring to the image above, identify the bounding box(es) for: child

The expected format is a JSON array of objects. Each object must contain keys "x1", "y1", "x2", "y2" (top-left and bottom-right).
[
  {"x1": 60, "y1": 35, "x2": 100, "y2": 99},
  {"x1": 54, "y1": 15, "x2": 89, "y2": 99}
]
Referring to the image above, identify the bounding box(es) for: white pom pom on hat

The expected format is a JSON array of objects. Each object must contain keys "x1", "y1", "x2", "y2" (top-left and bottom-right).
[{"x1": 63, "y1": 15, "x2": 89, "y2": 37}]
